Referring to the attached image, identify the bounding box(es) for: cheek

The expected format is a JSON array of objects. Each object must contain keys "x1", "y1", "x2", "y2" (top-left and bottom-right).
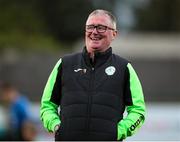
[
  {"x1": 85, "y1": 33, "x2": 91, "y2": 41},
  {"x1": 85, "y1": 32, "x2": 90, "y2": 37},
  {"x1": 85, "y1": 34, "x2": 89, "y2": 42},
  {"x1": 103, "y1": 36, "x2": 112, "y2": 44},
  {"x1": 108, "y1": 34, "x2": 115, "y2": 42}
]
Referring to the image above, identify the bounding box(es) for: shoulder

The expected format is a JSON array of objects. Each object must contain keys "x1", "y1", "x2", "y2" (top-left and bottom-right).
[
  {"x1": 62, "y1": 52, "x2": 81, "y2": 61},
  {"x1": 112, "y1": 53, "x2": 130, "y2": 66},
  {"x1": 62, "y1": 52, "x2": 82, "y2": 61},
  {"x1": 12, "y1": 95, "x2": 29, "y2": 111},
  {"x1": 62, "y1": 52, "x2": 82, "y2": 66}
]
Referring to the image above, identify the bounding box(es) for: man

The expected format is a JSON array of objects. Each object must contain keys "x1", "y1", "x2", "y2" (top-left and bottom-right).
[
  {"x1": 40, "y1": 9, "x2": 146, "y2": 141},
  {"x1": 0, "y1": 82, "x2": 36, "y2": 141}
]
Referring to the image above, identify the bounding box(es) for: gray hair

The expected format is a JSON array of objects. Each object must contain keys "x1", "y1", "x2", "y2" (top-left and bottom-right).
[{"x1": 88, "y1": 9, "x2": 117, "y2": 30}]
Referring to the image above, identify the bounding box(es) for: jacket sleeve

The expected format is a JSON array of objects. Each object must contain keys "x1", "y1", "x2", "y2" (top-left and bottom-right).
[
  {"x1": 40, "y1": 58, "x2": 62, "y2": 132},
  {"x1": 117, "y1": 63, "x2": 146, "y2": 140}
]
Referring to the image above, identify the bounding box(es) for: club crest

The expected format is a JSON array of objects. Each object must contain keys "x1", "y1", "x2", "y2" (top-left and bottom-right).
[{"x1": 105, "y1": 66, "x2": 116, "y2": 76}]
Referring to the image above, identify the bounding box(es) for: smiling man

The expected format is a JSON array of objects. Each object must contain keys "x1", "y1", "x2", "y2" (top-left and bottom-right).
[
  {"x1": 40, "y1": 9, "x2": 146, "y2": 141},
  {"x1": 85, "y1": 11, "x2": 117, "y2": 56}
]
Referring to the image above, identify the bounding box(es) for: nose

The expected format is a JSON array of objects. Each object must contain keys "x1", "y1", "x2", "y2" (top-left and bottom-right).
[{"x1": 91, "y1": 27, "x2": 98, "y2": 34}]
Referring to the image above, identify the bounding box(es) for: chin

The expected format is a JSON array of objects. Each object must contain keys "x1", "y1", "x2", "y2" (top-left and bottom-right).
[
  {"x1": 91, "y1": 46, "x2": 100, "y2": 51},
  {"x1": 92, "y1": 46, "x2": 99, "y2": 49},
  {"x1": 87, "y1": 45, "x2": 101, "y2": 53}
]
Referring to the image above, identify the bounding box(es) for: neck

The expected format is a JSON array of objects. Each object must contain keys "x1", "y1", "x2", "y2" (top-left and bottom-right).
[
  {"x1": 89, "y1": 52, "x2": 95, "y2": 61},
  {"x1": 88, "y1": 52, "x2": 95, "y2": 65}
]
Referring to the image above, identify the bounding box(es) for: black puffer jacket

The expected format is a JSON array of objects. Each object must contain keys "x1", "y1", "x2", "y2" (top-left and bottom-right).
[{"x1": 55, "y1": 47, "x2": 132, "y2": 140}]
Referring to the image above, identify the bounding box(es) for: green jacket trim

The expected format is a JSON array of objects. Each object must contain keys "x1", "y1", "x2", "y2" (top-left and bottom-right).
[
  {"x1": 40, "y1": 58, "x2": 62, "y2": 132},
  {"x1": 117, "y1": 63, "x2": 146, "y2": 140}
]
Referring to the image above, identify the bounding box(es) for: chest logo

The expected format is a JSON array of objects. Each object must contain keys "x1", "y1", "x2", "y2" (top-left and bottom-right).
[
  {"x1": 105, "y1": 66, "x2": 116, "y2": 76},
  {"x1": 74, "y1": 68, "x2": 87, "y2": 73}
]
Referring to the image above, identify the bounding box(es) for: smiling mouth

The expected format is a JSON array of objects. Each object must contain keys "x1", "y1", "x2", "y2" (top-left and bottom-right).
[{"x1": 90, "y1": 37, "x2": 102, "y2": 41}]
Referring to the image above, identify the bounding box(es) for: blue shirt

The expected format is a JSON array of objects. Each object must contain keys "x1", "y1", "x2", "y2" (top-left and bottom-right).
[{"x1": 10, "y1": 95, "x2": 30, "y2": 129}]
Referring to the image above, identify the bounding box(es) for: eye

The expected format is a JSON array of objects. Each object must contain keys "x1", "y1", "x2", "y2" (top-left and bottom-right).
[
  {"x1": 97, "y1": 25, "x2": 107, "y2": 31},
  {"x1": 86, "y1": 25, "x2": 94, "y2": 30}
]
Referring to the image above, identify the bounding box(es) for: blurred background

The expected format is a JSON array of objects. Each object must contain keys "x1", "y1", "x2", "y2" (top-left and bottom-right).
[{"x1": 0, "y1": 0, "x2": 180, "y2": 141}]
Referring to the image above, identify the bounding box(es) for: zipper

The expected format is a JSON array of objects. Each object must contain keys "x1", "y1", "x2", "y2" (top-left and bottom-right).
[{"x1": 86, "y1": 67, "x2": 95, "y2": 134}]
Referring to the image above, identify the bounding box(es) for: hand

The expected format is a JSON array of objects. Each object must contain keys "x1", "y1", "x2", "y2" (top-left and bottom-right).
[{"x1": 54, "y1": 124, "x2": 60, "y2": 133}]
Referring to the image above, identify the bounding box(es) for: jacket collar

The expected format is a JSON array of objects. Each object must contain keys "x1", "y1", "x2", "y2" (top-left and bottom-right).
[{"x1": 82, "y1": 47, "x2": 112, "y2": 68}]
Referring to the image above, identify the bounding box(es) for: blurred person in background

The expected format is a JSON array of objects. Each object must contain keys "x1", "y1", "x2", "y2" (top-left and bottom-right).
[
  {"x1": 0, "y1": 82, "x2": 37, "y2": 141},
  {"x1": 40, "y1": 9, "x2": 146, "y2": 141}
]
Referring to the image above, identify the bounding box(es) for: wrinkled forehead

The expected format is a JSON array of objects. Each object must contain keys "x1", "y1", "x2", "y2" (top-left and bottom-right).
[{"x1": 86, "y1": 14, "x2": 113, "y2": 27}]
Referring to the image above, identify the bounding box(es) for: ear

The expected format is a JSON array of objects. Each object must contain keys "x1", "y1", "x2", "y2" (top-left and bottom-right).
[{"x1": 112, "y1": 30, "x2": 118, "y2": 40}]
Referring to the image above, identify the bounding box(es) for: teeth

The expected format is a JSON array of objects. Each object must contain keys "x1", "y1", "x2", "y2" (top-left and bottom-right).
[{"x1": 91, "y1": 37, "x2": 101, "y2": 40}]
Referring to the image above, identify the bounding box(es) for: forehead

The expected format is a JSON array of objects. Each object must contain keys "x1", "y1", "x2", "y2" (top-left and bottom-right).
[{"x1": 86, "y1": 14, "x2": 112, "y2": 26}]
